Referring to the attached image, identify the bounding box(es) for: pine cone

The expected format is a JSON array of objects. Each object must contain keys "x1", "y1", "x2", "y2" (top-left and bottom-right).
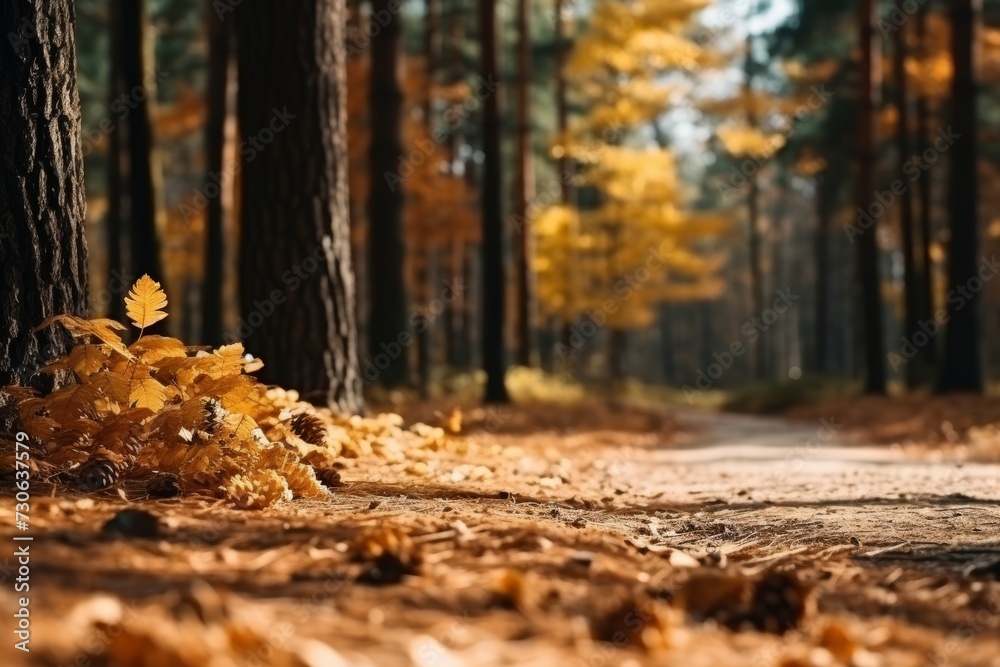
[
  {"x1": 315, "y1": 467, "x2": 342, "y2": 489},
  {"x1": 77, "y1": 458, "x2": 121, "y2": 492},
  {"x1": 290, "y1": 413, "x2": 327, "y2": 446},
  {"x1": 203, "y1": 398, "x2": 228, "y2": 432},
  {"x1": 147, "y1": 472, "x2": 182, "y2": 499},
  {"x1": 121, "y1": 424, "x2": 146, "y2": 459}
]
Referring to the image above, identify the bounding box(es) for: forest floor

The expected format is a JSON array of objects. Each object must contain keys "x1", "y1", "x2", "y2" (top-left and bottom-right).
[{"x1": 3, "y1": 394, "x2": 1000, "y2": 667}]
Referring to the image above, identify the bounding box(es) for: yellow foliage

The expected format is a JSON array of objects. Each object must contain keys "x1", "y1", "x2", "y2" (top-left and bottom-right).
[
  {"x1": 716, "y1": 124, "x2": 786, "y2": 160},
  {"x1": 1, "y1": 277, "x2": 461, "y2": 509},
  {"x1": 536, "y1": 0, "x2": 730, "y2": 330}
]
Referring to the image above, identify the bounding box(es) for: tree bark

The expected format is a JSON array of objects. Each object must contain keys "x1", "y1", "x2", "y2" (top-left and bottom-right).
[
  {"x1": 478, "y1": 0, "x2": 510, "y2": 403},
  {"x1": 814, "y1": 172, "x2": 831, "y2": 374},
  {"x1": 915, "y1": 3, "x2": 936, "y2": 367},
  {"x1": 513, "y1": 0, "x2": 536, "y2": 367},
  {"x1": 367, "y1": 0, "x2": 408, "y2": 388},
  {"x1": 744, "y1": 29, "x2": 767, "y2": 380},
  {"x1": 415, "y1": 0, "x2": 442, "y2": 395},
  {"x1": 893, "y1": 18, "x2": 922, "y2": 388},
  {"x1": 938, "y1": 0, "x2": 982, "y2": 393},
  {"x1": 201, "y1": 0, "x2": 230, "y2": 345},
  {"x1": 234, "y1": 0, "x2": 364, "y2": 413},
  {"x1": 106, "y1": 0, "x2": 125, "y2": 323},
  {"x1": 0, "y1": 0, "x2": 89, "y2": 387},
  {"x1": 120, "y1": 0, "x2": 165, "y2": 285},
  {"x1": 855, "y1": 0, "x2": 886, "y2": 394},
  {"x1": 554, "y1": 0, "x2": 575, "y2": 371}
]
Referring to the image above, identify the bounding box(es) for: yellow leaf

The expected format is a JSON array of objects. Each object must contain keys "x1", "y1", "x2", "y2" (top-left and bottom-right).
[
  {"x1": 35, "y1": 315, "x2": 132, "y2": 359},
  {"x1": 89, "y1": 371, "x2": 132, "y2": 404},
  {"x1": 129, "y1": 378, "x2": 166, "y2": 411},
  {"x1": 125, "y1": 275, "x2": 169, "y2": 329},
  {"x1": 129, "y1": 335, "x2": 187, "y2": 364}
]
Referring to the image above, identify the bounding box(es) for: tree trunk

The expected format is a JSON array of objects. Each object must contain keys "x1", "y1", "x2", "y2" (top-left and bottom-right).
[
  {"x1": 938, "y1": 0, "x2": 982, "y2": 393},
  {"x1": 121, "y1": 0, "x2": 165, "y2": 285},
  {"x1": 0, "y1": 0, "x2": 89, "y2": 387},
  {"x1": 415, "y1": 0, "x2": 442, "y2": 395},
  {"x1": 744, "y1": 29, "x2": 767, "y2": 380},
  {"x1": 608, "y1": 329, "x2": 627, "y2": 382},
  {"x1": 893, "y1": 16, "x2": 922, "y2": 388},
  {"x1": 814, "y1": 173, "x2": 831, "y2": 374},
  {"x1": 367, "y1": 0, "x2": 408, "y2": 388},
  {"x1": 892, "y1": 17, "x2": 934, "y2": 388},
  {"x1": 659, "y1": 304, "x2": 676, "y2": 383},
  {"x1": 855, "y1": 0, "x2": 886, "y2": 394},
  {"x1": 235, "y1": 0, "x2": 364, "y2": 413},
  {"x1": 201, "y1": 0, "x2": 230, "y2": 345},
  {"x1": 554, "y1": 0, "x2": 576, "y2": 368},
  {"x1": 513, "y1": 0, "x2": 536, "y2": 367},
  {"x1": 106, "y1": 0, "x2": 125, "y2": 323},
  {"x1": 478, "y1": 0, "x2": 510, "y2": 403},
  {"x1": 423, "y1": 0, "x2": 440, "y2": 125},
  {"x1": 915, "y1": 3, "x2": 936, "y2": 367}
]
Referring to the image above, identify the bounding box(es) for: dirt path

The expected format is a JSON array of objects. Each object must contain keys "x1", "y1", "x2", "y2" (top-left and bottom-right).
[{"x1": 4, "y1": 405, "x2": 1000, "y2": 666}]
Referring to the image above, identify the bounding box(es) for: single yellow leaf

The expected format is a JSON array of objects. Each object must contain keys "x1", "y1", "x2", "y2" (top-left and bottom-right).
[
  {"x1": 129, "y1": 378, "x2": 166, "y2": 411},
  {"x1": 125, "y1": 275, "x2": 169, "y2": 329}
]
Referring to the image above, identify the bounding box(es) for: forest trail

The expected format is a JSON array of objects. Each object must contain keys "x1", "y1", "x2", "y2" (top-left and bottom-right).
[
  {"x1": 645, "y1": 407, "x2": 999, "y2": 505},
  {"x1": 8, "y1": 402, "x2": 1000, "y2": 667}
]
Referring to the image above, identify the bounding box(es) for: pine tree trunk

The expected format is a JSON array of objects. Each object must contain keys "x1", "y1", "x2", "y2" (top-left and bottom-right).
[
  {"x1": 744, "y1": 29, "x2": 767, "y2": 380},
  {"x1": 106, "y1": 0, "x2": 125, "y2": 323},
  {"x1": 915, "y1": 3, "x2": 936, "y2": 367},
  {"x1": 367, "y1": 0, "x2": 408, "y2": 388},
  {"x1": 939, "y1": 0, "x2": 982, "y2": 393},
  {"x1": 201, "y1": 0, "x2": 230, "y2": 345},
  {"x1": 121, "y1": 0, "x2": 165, "y2": 284},
  {"x1": 0, "y1": 0, "x2": 89, "y2": 387},
  {"x1": 893, "y1": 17, "x2": 923, "y2": 388},
  {"x1": 855, "y1": 0, "x2": 886, "y2": 394},
  {"x1": 513, "y1": 0, "x2": 536, "y2": 367},
  {"x1": 415, "y1": 0, "x2": 442, "y2": 395},
  {"x1": 234, "y1": 0, "x2": 364, "y2": 413},
  {"x1": 554, "y1": 0, "x2": 575, "y2": 368},
  {"x1": 478, "y1": 0, "x2": 510, "y2": 403},
  {"x1": 659, "y1": 304, "x2": 675, "y2": 383},
  {"x1": 814, "y1": 173, "x2": 831, "y2": 374}
]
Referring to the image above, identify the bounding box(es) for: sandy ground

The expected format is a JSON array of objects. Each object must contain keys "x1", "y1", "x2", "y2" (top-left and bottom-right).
[{"x1": 2, "y1": 402, "x2": 1000, "y2": 667}]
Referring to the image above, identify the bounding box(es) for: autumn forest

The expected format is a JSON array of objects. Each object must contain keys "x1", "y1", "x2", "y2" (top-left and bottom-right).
[{"x1": 2, "y1": 0, "x2": 1000, "y2": 665}]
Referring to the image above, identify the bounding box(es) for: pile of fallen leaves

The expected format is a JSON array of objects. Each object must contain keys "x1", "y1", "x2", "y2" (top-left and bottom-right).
[{"x1": 0, "y1": 276, "x2": 457, "y2": 509}]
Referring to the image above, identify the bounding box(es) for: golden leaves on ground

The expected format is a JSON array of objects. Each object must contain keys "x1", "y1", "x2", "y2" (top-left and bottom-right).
[
  {"x1": 125, "y1": 274, "x2": 169, "y2": 329},
  {"x1": 2, "y1": 276, "x2": 457, "y2": 509},
  {"x1": 50, "y1": 588, "x2": 351, "y2": 667}
]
